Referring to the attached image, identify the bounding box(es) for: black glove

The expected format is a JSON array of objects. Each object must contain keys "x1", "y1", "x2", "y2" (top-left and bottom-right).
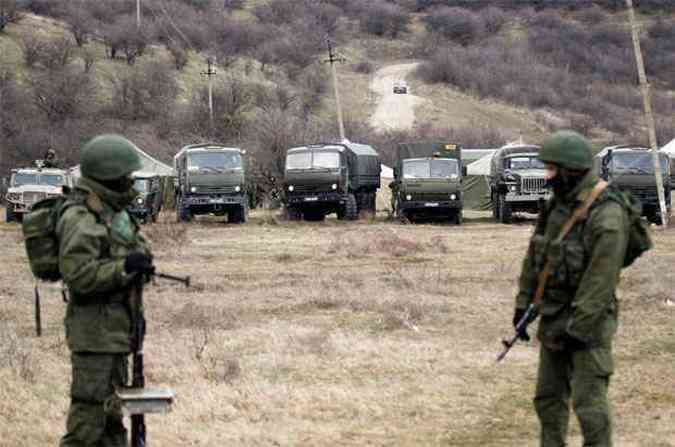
[
  {"x1": 561, "y1": 333, "x2": 588, "y2": 352},
  {"x1": 124, "y1": 252, "x2": 155, "y2": 275},
  {"x1": 512, "y1": 308, "x2": 531, "y2": 342}
]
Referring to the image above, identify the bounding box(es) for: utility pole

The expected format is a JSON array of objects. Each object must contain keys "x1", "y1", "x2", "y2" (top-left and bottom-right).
[
  {"x1": 324, "y1": 37, "x2": 346, "y2": 142},
  {"x1": 136, "y1": 0, "x2": 141, "y2": 30},
  {"x1": 626, "y1": 0, "x2": 668, "y2": 227},
  {"x1": 201, "y1": 57, "x2": 217, "y2": 134}
]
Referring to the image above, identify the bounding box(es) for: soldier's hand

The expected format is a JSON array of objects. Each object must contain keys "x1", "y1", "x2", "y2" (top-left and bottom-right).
[
  {"x1": 512, "y1": 308, "x2": 531, "y2": 342},
  {"x1": 124, "y1": 252, "x2": 155, "y2": 275}
]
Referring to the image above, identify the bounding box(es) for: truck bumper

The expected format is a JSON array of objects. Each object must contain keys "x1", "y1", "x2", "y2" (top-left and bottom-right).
[
  {"x1": 399, "y1": 200, "x2": 462, "y2": 210},
  {"x1": 504, "y1": 193, "x2": 550, "y2": 202},
  {"x1": 287, "y1": 192, "x2": 344, "y2": 206},
  {"x1": 183, "y1": 194, "x2": 246, "y2": 207}
]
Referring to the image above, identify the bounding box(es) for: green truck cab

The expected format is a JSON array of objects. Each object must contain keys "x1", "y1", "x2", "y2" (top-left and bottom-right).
[
  {"x1": 283, "y1": 142, "x2": 381, "y2": 221},
  {"x1": 489, "y1": 143, "x2": 548, "y2": 223},
  {"x1": 595, "y1": 145, "x2": 671, "y2": 224},
  {"x1": 127, "y1": 172, "x2": 164, "y2": 224},
  {"x1": 391, "y1": 142, "x2": 465, "y2": 224},
  {"x1": 174, "y1": 143, "x2": 248, "y2": 223}
]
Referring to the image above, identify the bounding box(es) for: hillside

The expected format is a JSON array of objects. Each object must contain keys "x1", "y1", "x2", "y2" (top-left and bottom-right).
[{"x1": 1, "y1": 0, "x2": 674, "y2": 174}]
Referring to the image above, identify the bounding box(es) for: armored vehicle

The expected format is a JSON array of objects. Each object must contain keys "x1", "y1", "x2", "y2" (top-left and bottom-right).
[
  {"x1": 391, "y1": 142, "x2": 465, "y2": 224},
  {"x1": 174, "y1": 143, "x2": 248, "y2": 223},
  {"x1": 128, "y1": 171, "x2": 163, "y2": 223},
  {"x1": 283, "y1": 142, "x2": 381, "y2": 221},
  {"x1": 4, "y1": 165, "x2": 72, "y2": 223},
  {"x1": 489, "y1": 143, "x2": 548, "y2": 223},
  {"x1": 595, "y1": 145, "x2": 671, "y2": 224}
]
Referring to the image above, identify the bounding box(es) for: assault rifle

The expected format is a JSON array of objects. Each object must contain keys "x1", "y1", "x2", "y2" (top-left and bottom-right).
[
  {"x1": 124, "y1": 270, "x2": 190, "y2": 447},
  {"x1": 496, "y1": 303, "x2": 539, "y2": 362}
]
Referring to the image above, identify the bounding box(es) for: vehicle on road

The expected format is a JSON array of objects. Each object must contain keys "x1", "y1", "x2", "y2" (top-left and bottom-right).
[
  {"x1": 391, "y1": 142, "x2": 465, "y2": 224},
  {"x1": 174, "y1": 143, "x2": 248, "y2": 223},
  {"x1": 393, "y1": 80, "x2": 408, "y2": 94},
  {"x1": 595, "y1": 145, "x2": 671, "y2": 224},
  {"x1": 489, "y1": 142, "x2": 548, "y2": 223},
  {"x1": 4, "y1": 165, "x2": 72, "y2": 223},
  {"x1": 128, "y1": 171, "x2": 164, "y2": 223},
  {"x1": 284, "y1": 142, "x2": 381, "y2": 221}
]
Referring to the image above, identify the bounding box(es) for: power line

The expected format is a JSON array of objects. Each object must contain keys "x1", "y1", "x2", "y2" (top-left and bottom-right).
[{"x1": 323, "y1": 37, "x2": 346, "y2": 142}]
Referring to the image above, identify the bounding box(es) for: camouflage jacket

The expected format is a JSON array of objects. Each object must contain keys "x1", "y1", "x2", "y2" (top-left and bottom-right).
[
  {"x1": 516, "y1": 173, "x2": 629, "y2": 346},
  {"x1": 56, "y1": 177, "x2": 151, "y2": 353}
]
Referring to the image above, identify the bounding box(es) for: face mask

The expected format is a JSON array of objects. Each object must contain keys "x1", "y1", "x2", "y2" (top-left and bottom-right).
[{"x1": 100, "y1": 176, "x2": 135, "y2": 193}]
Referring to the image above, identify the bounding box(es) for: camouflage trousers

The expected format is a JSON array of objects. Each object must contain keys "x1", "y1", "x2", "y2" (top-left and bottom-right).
[
  {"x1": 534, "y1": 337, "x2": 615, "y2": 447},
  {"x1": 60, "y1": 353, "x2": 128, "y2": 447}
]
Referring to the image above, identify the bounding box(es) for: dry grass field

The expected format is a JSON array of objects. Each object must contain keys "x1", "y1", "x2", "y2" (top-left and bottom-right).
[{"x1": 1, "y1": 209, "x2": 674, "y2": 446}]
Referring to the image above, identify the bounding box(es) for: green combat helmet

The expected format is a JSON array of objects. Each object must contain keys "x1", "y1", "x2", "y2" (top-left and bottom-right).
[
  {"x1": 539, "y1": 130, "x2": 593, "y2": 171},
  {"x1": 81, "y1": 134, "x2": 142, "y2": 180}
]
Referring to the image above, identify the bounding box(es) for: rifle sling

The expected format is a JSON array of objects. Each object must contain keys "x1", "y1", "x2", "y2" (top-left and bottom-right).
[{"x1": 532, "y1": 180, "x2": 608, "y2": 306}]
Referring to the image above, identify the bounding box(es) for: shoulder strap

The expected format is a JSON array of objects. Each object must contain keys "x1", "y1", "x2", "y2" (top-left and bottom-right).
[{"x1": 532, "y1": 180, "x2": 608, "y2": 305}]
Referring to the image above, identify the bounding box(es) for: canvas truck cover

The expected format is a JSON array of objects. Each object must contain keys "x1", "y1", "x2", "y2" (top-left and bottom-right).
[
  {"x1": 396, "y1": 143, "x2": 461, "y2": 164},
  {"x1": 344, "y1": 142, "x2": 381, "y2": 189},
  {"x1": 490, "y1": 144, "x2": 541, "y2": 176}
]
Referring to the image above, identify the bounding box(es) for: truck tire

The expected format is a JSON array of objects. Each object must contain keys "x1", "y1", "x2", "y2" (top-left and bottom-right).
[
  {"x1": 451, "y1": 209, "x2": 463, "y2": 225},
  {"x1": 286, "y1": 206, "x2": 302, "y2": 221},
  {"x1": 177, "y1": 198, "x2": 192, "y2": 223},
  {"x1": 5, "y1": 205, "x2": 15, "y2": 223},
  {"x1": 498, "y1": 195, "x2": 512, "y2": 224},
  {"x1": 228, "y1": 205, "x2": 248, "y2": 224},
  {"x1": 343, "y1": 194, "x2": 358, "y2": 220},
  {"x1": 647, "y1": 212, "x2": 662, "y2": 225},
  {"x1": 491, "y1": 192, "x2": 500, "y2": 220}
]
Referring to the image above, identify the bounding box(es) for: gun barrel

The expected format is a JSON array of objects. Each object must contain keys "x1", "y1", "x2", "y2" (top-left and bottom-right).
[{"x1": 154, "y1": 272, "x2": 191, "y2": 287}]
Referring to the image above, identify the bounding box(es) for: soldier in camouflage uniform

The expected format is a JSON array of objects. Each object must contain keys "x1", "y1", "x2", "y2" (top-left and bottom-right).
[
  {"x1": 514, "y1": 131, "x2": 629, "y2": 447},
  {"x1": 58, "y1": 135, "x2": 154, "y2": 447}
]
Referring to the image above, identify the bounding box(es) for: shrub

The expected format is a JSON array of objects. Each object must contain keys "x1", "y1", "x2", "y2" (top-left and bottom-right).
[
  {"x1": 360, "y1": 1, "x2": 410, "y2": 39},
  {"x1": 423, "y1": 7, "x2": 484, "y2": 45},
  {"x1": 29, "y1": 67, "x2": 94, "y2": 124}
]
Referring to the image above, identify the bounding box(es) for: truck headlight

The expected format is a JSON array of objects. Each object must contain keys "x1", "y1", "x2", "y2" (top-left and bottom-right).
[
  {"x1": 288, "y1": 185, "x2": 294, "y2": 192},
  {"x1": 509, "y1": 185, "x2": 517, "y2": 192},
  {"x1": 235, "y1": 185, "x2": 241, "y2": 192},
  {"x1": 136, "y1": 197, "x2": 144, "y2": 204},
  {"x1": 450, "y1": 194, "x2": 457, "y2": 200},
  {"x1": 331, "y1": 183, "x2": 338, "y2": 190},
  {"x1": 190, "y1": 186, "x2": 197, "y2": 193},
  {"x1": 406, "y1": 194, "x2": 412, "y2": 201}
]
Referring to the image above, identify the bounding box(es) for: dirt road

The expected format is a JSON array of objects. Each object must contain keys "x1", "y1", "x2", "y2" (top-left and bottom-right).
[{"x1": 369, "y1": 62, "x2": 426, "y2": 132}]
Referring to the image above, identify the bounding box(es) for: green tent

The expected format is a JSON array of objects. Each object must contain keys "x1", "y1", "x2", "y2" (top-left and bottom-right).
[{"x1": 463, "y1": 149, "x2": 495, "y2": 210}]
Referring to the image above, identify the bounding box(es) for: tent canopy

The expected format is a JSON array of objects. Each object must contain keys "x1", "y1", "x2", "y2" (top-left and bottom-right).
[{"x1": 71, "y1": 144, "x2": 174, "y2": 178}]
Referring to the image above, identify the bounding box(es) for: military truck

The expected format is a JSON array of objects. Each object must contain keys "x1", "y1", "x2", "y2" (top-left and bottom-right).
[
  {"x1": 4, "y1": 164, "x2": 72, "y2": 223},
  {"x1": 391, "y1": 142, "x2": 465, "y2": 224},
  {"x1": 128, "y1": 171, "x2": 164, "y2": 223},
  {"x1": 174, "y1": 143, "x2": 248, "y2": 223},
  {"x1": 489, "y1": 142, "x2": 548, "y2": 223},
  {"x1": 283, "y1": 142, "x2": 381, "y2": 221},
  {"x1": 595, "y1": 145, "x2": 671, "y2": 224}
]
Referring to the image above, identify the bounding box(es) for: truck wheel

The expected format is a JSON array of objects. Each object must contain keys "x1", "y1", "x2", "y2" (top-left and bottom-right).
[
  {"x1": 343, "y1": 194, "x2": 358, "y2": 220},
  {"x1": 5, "y1": 205, "x2": 15, "y2": 223},
  {"x1": 498, "y1": 195, "x2": 512, "y2": 224},
  {"x1": 304, "y1": 210, "x2": 325, "y2": 221},
  {"x1": 369, "y1": 192, "x2": 377, "y2": 212},
  {"x1": 492, "y1": 192, "x2": 500, "y2": 220},
  {"x1": 451, "y1": 209, "x2": 463, "y2": 225},
  {"x1": 647, "y1": 212, "x2": 662, "y2": 225},
  {"x1": 177, "y1": 199, "x2": 192, "y2": 223},
  {"x1": 286, "y1": 206, "x2": 302, "y2": 221}
]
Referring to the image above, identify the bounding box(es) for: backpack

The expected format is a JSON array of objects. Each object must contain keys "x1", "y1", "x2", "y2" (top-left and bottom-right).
[
  {"x1": 21, "y1": 191, "x2": 73, "y2": 282},
  {"x1": 602, "y1": 186, "x2": 653, "y2": 267}
]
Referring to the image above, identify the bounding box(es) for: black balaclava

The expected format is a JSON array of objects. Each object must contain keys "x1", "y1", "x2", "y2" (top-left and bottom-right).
[
  {"x1": 545, "y1": 167, "x2": 588, "y2": 197},
  {"x1": 99, "y1": 176, "x2": 135, "y2": 193}
]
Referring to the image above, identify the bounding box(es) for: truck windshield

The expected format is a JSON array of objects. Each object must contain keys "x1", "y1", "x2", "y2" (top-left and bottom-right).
[
  {"x1": 506, "y1": 157, "x2": 544, "y2": 170},
  {"x1": 403, "y1": 159, "x2": 458, "y2": 179},
  {"x1": 12, "y1": 173, "x2": 38, "y2": 186},
  {"x1": 40, "y1": 174, "x2": 65, "y2": 186},
  {"x1": 611, "y1": 152, "x2": 669, "y2": 174},
  {"x1": 188, "y1": 152, "x2": 241, "y2": 172},
  {"x1": 134, "y1": 179, "x2": 149, "y2": 192},
  {"x1": 286, "y1": 151, "x2": 340, "y2": 170}
]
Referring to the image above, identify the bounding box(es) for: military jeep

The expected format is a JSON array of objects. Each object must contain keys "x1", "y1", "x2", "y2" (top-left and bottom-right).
[
  {"x1": 174, "y1": 143, "x2": 248, "y2": 223},
  {"x1": 127, "y1": 172, "x2": 164, "y2": 223},
  {"x1": 4, "y1": 165, "x2": 72, "y2": 223}
]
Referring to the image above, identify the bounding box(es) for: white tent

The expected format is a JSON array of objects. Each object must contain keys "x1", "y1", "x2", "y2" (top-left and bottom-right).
[
  {"x1": 661, "y1": 138, "x2": 675, "y2": 154},
  {"x1": 381, "y1": 164, "x2": 394, "y2": 179},
  {"x1": 70, "y1": 145, "x2": 174, "y2": 178},
  {"x1": 467, "y1": 153, "x2": 493, "y2": 176}
]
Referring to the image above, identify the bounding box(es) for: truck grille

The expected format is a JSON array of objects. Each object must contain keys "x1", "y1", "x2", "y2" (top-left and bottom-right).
[
  {"x1": 521, "y1": 178, "x2": 546, "y2": 194},
  {"x1": 24, "y1": 192, "x2": 46, "y2": 204},
  {"x1": 413, "y1": 192, "x2": 452, "y2": 202},
  {"x1": 196, "y1": 185, "x2": 238, "y2": 194},
  {"x1": 626, "y1": 185, "x2": 657, "y2": 203},
  {"x1": 292, "y1": 184, "x2": 332, "y2": 193}
]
